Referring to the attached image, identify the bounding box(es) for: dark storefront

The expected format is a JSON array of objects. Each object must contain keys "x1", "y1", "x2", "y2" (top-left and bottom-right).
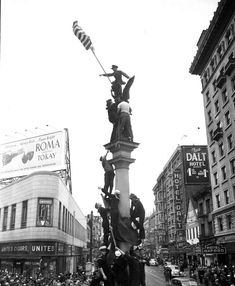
[{"x1": 0, "y1": 241, "x2": 84, "y2": 277}]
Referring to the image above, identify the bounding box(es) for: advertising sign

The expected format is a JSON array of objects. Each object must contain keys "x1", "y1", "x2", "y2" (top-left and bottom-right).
[
  {"x1": 203, "y1": 245, "x2": 226, "y2": 254},
  {"x1": 182, "y1": 146, "x2": 210, "y2": 185},
  {"x1": 173, "y1": 169, "x2": 183, "y2": 231},
  {"x1": 0, "y1": 130, "x2": 66, "y2": 179}
]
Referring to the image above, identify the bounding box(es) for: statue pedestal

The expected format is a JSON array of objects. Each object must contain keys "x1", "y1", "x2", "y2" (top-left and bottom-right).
[{"x1": 104, "y1": 140, "x2": 139, "y2": 252}]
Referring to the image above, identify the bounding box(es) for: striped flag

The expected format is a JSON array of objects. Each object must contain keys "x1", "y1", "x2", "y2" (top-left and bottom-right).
[{"x1": 73, "y1": 21, "x2": 94, "y2": 51}]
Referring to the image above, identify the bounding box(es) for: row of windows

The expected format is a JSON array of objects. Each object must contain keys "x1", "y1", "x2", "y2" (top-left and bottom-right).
[
  {"x1": 210, "y1": 133, "x2": 233, "y2": 158},
  {"x1": 186, "y1": 226, "x2": 199, "y2": 240},
  {"x1": 198, "y1": 198, "x2": 211, "y2": 215},
  {"x1": 202, "y1": 23, "x2": 234, "y2": 87},
  {"x1": 0, "y1": 200, "x2": 28, "y2": 231},
  {"x1": 217, "y1": 214, "x2": 233, "y2": 231},
  {"x1": 213, "y1": 159, "x2": 235, "y2": 186},
  {"x1": 215, "y1": 187, "x2": 235, "y2": 208},
  {"x1": 0, "y1": 198, "x2": 85, "y2": 241}
]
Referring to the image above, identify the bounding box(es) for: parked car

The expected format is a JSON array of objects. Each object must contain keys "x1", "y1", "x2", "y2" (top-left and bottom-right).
[
  {"x1": 170, "y1": 277, "x2": 198, "y2": 286},
  {"x1": 165, "y1": 264, "x2": 182, "y2": 277},
  {"x1": 149, "y1": 258, "x2": 157, "y2": 266}
]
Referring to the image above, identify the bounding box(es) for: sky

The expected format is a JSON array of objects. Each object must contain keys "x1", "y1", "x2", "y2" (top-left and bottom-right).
[{"x1": 1, "y1": 0, "x2": 219, "y2": 217}]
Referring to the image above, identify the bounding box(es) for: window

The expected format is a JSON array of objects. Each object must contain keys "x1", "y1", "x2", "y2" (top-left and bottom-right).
[
  {"x1": 224, "y1": 190, "x2": 229, "y2": 205},
  {"x1": 205, "y1": 91, "x2": 210, "y2": 103},
  {"x1": 221, "y1": 166, "x2": 227, "y2": 180},
  {"x1": 225, "y1": 111, "x2": 231, "y2": 126},
  {"x1": 226, "y1": 27, "x2": 233, "y2": 46},
  {"x1": 216, "y1": 194, "x2": 221, "y2": 208},
  {"x1": 210, "y1": 58, "x2": 215, "y2": 72},
  {"x1": 215, "y1": 100, "x2": 219, "y2": 113},
  {"x1": 206, "y1": 199, "x2": 211, "y2": 213},
  {"x1": 210, "y1": 129, "x2": 215, "y2": 142},
  {"x1": 10, "y1": 204, "x2": 16, "y2": 230},
  {"x1": 208, "y1": 221, "x2": 213, "y2": 235},
  {"x1": 58, "y1": 201, "x2": 61, "y2": 230},
  {"x1": 2, "y1": 207, "x2": 8, "y2": 231},
  {"x1": 230, "y1": 159, "x2": 235, "y2": 175},
  {"x1": 218, "y1": 217, "x2": 223, "y2": 231},
  {"x1": 217, "y1": 44, "x2": 224, "y2": 60},
  {"x1": 21, "y1": 200, "x2": 28, "y2": 229},
  {"x1": 227, "y1": 215, "x2": 232, "y2": 230},
  {"x1": 199, "y1": 202, "x2": 203, "y2": 215},
  {"x1": 37, "y1": 198, "x2": 53, "y2": 227},
  {"x1": 227, "y1": 134, "x2": 233, "y2": 150},
  {"x1": 222, "y1": 88, "x2": 228, "y2": 103},
  {"x1": 232, "y1": 76, "x2": 235, "y2": 91},
  {"x1": 213, "y1": 80, "x2": 217, "y2": 92},
  {"x1": 214, "y1": 172, "x2": 218, "y2": 185},
  {"x1": 219, "y1": 142, "x2": 224, "y2": 157},
  {"x1": 62, "y1": 206, "x2": 65, "y2": 231},
  {"x1": 201, "y1": 223, "x2": 205, "y2": 237},
  {"x1": 211, "y1": 151, "x2": 216, "y2": 164},
  {"x1": 207, "y1": 110, "x2": 212, "y2": 122}
]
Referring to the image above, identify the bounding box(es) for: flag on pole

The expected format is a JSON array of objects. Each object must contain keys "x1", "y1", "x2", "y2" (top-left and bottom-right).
[{"x1": 73, "y1": 21, "x2": 94, "y2": 51}]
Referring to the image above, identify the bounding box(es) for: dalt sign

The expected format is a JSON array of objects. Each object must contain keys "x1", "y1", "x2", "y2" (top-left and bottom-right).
[{"x1": 182, "y1": 146, "x2": 210, "y2": 184}]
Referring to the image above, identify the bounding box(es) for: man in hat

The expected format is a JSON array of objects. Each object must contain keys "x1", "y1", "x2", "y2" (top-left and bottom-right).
[
  {"x1": 100, "y1": 65, "x2": 130, "y2": 98},
  {"x1": 129, "y1": 194, "x2": 145, "y2": 242},
  {"x1": 100, "y1": 150, "x2": 115, "y2": 196},
  {"x1": 95, "y1": 203, "x2": 110, "y2": 247},
  {"x1": 100, "y1": 189, "x2": 120, "y2": 242}
]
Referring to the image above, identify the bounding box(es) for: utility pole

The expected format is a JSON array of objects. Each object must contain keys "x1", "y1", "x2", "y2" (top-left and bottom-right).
[{"x1": 89, "y1": 210, "x2": 93, "y2": 262}]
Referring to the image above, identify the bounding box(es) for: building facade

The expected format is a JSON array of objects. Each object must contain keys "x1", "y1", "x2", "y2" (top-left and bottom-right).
[
  {"x1": 190, "y1": 0, "x2": 235, "y2": 265},
  {"x1": 153, "y1": 145, "x2": 211, "y2": 264},
  {"x1": 0, "y1": 171, "x2": 87, "y2": 277}
]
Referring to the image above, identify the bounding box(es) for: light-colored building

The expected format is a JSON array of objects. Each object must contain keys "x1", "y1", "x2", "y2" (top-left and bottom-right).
[
  {"x1": 0, "y1": 171, "x2": 87, "y2": 277},
  {"x1": 190, "y1": 0, "x2": 235, "y2": 265}
]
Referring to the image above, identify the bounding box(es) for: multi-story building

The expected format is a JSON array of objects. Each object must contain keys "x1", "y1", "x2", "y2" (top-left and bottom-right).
[
  {"x1": 190, "y1": 0, "x2": 235, "y2": 265},
  {"x1": 153, "y1": 145, "x2": 211, "y2": 264},
  {"x1": 0, "y1": 171, "x2": 87, "y2": 277}
]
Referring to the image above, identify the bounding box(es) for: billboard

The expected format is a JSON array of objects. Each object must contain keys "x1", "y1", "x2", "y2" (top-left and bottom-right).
[
  {"x1": 0, "y1": 130, "x2": 67, "y2": 179},
  {"x1": 182, "y1": 146, "x2": 210, "y2": 185}
]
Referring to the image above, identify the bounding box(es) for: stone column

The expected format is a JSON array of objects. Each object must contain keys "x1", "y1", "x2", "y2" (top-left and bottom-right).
[{"x1": 104, "y1": 140, "x2": 139, "y2": 251}]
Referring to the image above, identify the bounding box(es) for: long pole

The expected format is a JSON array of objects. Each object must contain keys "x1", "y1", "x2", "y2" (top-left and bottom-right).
[
  {"x1": 91, "y1": 49, "x2": 112, "y2": 84},
  {"x1": 90, "y1": 210, "x2": 93, "y2": 262}
]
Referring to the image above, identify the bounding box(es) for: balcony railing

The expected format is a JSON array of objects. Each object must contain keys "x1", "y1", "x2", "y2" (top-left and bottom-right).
[{"x1": 213, "y1": 127, "x2": 223, "y2": 141}]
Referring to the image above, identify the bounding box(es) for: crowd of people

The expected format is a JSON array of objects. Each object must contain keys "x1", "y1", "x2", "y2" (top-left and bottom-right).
[
  {"x1": 190, "y1": 264, "x2": 235, "y2": 286},
  {"x1": 0, "y1": 271, "x2": 88, "y2": 286}
]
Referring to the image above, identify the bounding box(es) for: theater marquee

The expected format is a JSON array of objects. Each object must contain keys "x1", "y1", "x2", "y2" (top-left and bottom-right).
[{"x1": 0, "y1": 130, "x2": 67, "y2": 179}]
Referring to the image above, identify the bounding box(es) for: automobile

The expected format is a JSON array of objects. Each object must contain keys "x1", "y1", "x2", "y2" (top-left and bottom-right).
[
  {"x1": 165, "y1": 264, "x2": 182, "y2": 277},
  {"x1": 170, "y1": 277, "x2": 198, "y2": 286},
  {"x1": 149, "y1": 258, "x2": 158, "y2": 266}
]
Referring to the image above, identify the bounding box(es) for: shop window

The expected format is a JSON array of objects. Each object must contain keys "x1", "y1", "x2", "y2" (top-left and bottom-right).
[
  {"x1": 227, "y1": 134, "x2": 233, "y2": 150},
  {"x1": 37, "y1": 198, "x2": 53, "y2": 227},
  {"x1": 2, "y1": 207, "x2": 8, "y2": 231},
  {"x1": 10, "y1": 204, "x2": 16, "y2": 230},
  {"x1": 221, "y1": 166, "x2": 227, "y2": 181},
  {"x1": 227, "y1": 215, "x2": 232, "y2": 230},
  {"x1": 224, "y1": 190, "x2": 229, "y2": 205},
  {"x1": 21, "y1": 200, "x2": 28, "y2": 229}
]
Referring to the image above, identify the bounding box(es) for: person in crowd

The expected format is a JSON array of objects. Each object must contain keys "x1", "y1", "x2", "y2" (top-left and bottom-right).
[
  {"x1": 95, "y1": 203, "x2": 110, "y2": 247},
  {"x1": 100, "y1": 150, "x2": 115, "y2": 196}
]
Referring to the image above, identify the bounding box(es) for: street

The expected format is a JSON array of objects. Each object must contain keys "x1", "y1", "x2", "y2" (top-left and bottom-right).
[{"x1": 146, "y1": 265, "x2": 166, "y2": 286}]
